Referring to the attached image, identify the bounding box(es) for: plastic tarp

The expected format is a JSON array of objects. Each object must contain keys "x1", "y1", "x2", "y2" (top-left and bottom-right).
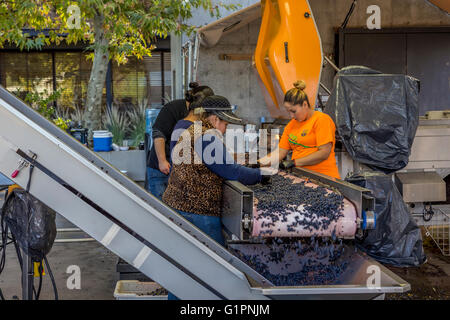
[
  {"x1": 325, "y1": 66, "x2": 420, "y2": 174},
  {"x1": 2, "y1": 189, "x2": 56, "y2": 261},
  {"x1": 347, "y1": 171, "x2": 426, "y2": 267}
]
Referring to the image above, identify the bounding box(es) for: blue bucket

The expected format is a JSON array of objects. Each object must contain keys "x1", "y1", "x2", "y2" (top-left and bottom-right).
[{"x1": 93, "y1": 131, "x2": 113, "y2": 152}]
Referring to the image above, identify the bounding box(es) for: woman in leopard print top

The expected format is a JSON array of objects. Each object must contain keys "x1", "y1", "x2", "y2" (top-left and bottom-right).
[{"x1": 162, "y1": 96, "x2": 268, "y2": 245}]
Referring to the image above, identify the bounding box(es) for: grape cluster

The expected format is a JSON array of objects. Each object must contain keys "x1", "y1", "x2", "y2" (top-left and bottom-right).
[
  {"x1": 249, "y1": 174, "x2": 345, "y2": 234},
  {"x1": 231, "y1": 237, "x2": 350, "y2": 286}
]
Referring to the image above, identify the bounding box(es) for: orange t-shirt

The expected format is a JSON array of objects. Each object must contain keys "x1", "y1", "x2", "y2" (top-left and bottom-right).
[{"x1": 279, "y1": 111, "x2": 340, "y2": 179}]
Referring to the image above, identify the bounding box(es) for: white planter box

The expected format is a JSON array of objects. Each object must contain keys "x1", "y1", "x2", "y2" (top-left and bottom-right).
[{"x1": 97, "y1": 150, "x2": 146, "y2": 182}]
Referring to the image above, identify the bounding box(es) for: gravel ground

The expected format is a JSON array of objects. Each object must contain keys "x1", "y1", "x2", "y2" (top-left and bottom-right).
[{"x1": 386, "y1": 228, "x2": 450, "y2": 300}]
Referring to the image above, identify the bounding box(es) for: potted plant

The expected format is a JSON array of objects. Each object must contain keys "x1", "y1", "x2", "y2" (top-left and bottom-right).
[
  {"x1": 103, "y1": 103, "x2": 130, "y2": 147},
  {"x1": 127, "y1": 99, "x2": 147, "y2": 149}
]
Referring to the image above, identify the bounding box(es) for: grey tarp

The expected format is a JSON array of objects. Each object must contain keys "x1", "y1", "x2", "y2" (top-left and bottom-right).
[
  {"x1": 325, "y1": 66, "x2": 420, "y2": 173},
  {"x1": 347, "y1": 171, "x2": 426, "y2": 267},
  {"x1": 2, "y1": 189, "x2": 56, "y2": 261}
]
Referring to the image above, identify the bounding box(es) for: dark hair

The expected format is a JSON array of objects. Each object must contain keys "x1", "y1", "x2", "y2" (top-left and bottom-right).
[
  {"x1": 284, "y1": 80, "x2": 311, "y2": 108},
  {"x1": 188, "y1": 91, "x2": 209, "y2": 111},
  {"x1": 185, "y1": 82, "x2": 214, "y2": 103}
]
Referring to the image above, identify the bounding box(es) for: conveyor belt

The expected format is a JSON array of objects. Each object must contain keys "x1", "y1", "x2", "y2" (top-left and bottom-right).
[
  {"x1": 251, "y1": 172, "x2": 358, "y2": 238},
  {"x1": 0, "y1": 86, "x2": 410, "y2": 299}
]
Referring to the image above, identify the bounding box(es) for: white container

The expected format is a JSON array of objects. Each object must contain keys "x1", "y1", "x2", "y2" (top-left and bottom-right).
[{"x1": 114, "y1": 280, "x2": 168, "y2": 300}]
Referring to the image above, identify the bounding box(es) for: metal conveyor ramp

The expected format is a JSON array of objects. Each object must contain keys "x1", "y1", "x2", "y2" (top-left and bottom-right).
[{"x1": 0, "y1": 86, "x2": 411, "y2": 300}]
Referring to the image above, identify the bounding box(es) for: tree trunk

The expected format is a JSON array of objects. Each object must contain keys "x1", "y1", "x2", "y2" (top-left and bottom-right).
[{"x1": 85, "y1": 14, "x2": 110, "y2": 145}]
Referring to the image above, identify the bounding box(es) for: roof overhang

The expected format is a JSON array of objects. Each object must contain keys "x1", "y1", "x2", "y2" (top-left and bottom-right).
[
  {"x1": 428, "y1": 0, "x2": 450, "y2": 14},
  {"x1": 197, "y1": 2, "x2": 261, "y2": 48}
]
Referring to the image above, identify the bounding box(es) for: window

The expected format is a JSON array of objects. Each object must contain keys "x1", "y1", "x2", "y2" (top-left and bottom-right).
[
  {"x1": 112, "y1": 51, "x2": 171, "y2": 108},
  {"x1": 0, "y1": 49, "x2": 170, "y2": 112},
  {"x1": 0, "y1": 52, "x2": 52, "y2": 100},
  {"x1": 55, "y1": 52, "x2": 93, "y2": 110}
]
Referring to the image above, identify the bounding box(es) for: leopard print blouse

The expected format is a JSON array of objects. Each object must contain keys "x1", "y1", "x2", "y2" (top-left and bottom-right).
[{"x1": 162, "y1": 120, "x2": 224, "y2": 216}]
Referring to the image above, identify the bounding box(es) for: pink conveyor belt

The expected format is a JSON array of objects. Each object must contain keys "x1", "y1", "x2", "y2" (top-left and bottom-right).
[{"x1": 251, "y1": 172, "x2": 358, "y2": 238}]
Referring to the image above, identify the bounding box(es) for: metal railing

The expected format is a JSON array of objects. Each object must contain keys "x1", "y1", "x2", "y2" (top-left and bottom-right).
[{"x1": 424, "y1": 207, "x2": 450, "y2": 256}]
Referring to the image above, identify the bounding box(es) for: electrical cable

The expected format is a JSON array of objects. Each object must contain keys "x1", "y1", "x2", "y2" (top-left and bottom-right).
[
  {"x1": 0, "y1": 189, "x2": 8, "y2": 274},
  {"x1": 35, "y1": 261, "x2": 43, "y2": 300},
  {"x1": 1, "y1": 158, "x2": 58, "y2": 300},
  {"x1": 44, "y1": 256, "x2": 58, "y2": 300}
]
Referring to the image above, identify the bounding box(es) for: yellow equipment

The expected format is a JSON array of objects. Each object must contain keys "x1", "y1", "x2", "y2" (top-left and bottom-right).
[{"x1": 255, "y1": 0, "x2": 323, "y2": 115}]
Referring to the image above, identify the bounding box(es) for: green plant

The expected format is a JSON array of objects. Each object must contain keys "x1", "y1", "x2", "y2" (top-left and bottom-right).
[
  {"x1": 162, "y1": 92, "x2": 173, "y2": 105},
  {"x1": 56, "y1": 105, "x2": 88, "y2": 128},
  {"x1": 24, "y1": 88, "x2": 62, "y2": 120},
  {"x1": 21, "y1": 88, "x2": 71, "y2": 131},
  {"x1": 53, "y1": 117, "x2": 71, "y2": 130},
  {"x1": 103, "y1": 103, "x2": 130, "y2": 146},
  {"x1": 128, "y1": 99, "x2": 148, "y2": 147}
]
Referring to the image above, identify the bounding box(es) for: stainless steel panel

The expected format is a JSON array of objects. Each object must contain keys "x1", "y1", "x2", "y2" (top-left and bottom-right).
[{"x1": 395, "y1": 172, "x2": 446, "y2": 202}]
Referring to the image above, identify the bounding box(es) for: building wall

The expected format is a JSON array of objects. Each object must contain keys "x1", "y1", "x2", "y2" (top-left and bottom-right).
[
  {"x1": 196, "y1": 0, "x2": 450, "y2": 125},
  {"x1": 310, "y1": 0, "x2": 450, "y2": 88}
]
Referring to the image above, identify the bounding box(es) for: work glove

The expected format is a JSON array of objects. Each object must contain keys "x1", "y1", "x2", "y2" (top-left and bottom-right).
[
  {"x1": 259, "y1": 167, "x2": 277, "y2": 185},
  {"x1": 279, "y1": 160, "x2": 295, "y2": 171},
  {"x1": 261, "y1": 175, "x2": 271, "y2": 185}
]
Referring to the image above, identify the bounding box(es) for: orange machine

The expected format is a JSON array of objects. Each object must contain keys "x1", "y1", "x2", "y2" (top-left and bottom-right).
[{"x1": 255, "y1": 0, "x2": 323, "y2": 117}]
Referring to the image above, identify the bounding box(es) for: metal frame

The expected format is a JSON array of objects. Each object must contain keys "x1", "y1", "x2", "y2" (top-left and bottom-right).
[{"x1": 222, "y1": 180, "x2": 254, "y2": 240}]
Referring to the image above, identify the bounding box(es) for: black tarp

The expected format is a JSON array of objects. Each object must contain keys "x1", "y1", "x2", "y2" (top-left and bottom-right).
[
  {"x1": 325, "y1": 66, "x2": 420, "y2": 174},
  {"x1": 2, "y1": 189, "x2": 56, "y2": 261},
  {"x1": 347, "y1": 171, "x2": 426, "y2": 267}
]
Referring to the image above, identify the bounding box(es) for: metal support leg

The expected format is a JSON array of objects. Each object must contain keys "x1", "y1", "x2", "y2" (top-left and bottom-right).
[{"x1": 21, "y1": 250, "x2": 33, "y2": 300}]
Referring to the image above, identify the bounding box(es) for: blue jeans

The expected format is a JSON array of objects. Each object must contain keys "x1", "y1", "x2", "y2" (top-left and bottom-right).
[
  {"x1": 168, "y1": 209, "x2": 225, "y2": 300},
  {"x1": 146, "y1": 167, "x2": 169, "y2": 200}
]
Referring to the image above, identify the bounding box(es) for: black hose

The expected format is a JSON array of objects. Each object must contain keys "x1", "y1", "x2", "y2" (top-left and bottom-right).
[
  {"x1": 0, "y1": 197, "x2": 8, "y2": 274},
  {"x1": 44, "y1": 256, "x2": 58, "y2": 300},
  {"x1": 35, "y1": 262, "x2": 43, "y2": 300},
  {"x1": 0, "y1": 288, "x2": 5, "y2": 300}
]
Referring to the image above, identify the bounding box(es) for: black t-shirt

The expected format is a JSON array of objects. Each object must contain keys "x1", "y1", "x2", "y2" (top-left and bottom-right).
[{"x1": 147, "y1": 99, "x2": 188, "y2": 169}]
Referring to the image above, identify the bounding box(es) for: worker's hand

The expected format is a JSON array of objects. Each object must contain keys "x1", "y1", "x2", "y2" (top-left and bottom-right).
[
  {"x1": 159, "y1": 160, "x2": 171, "y2": 175},
  {"x1": 257, "y1": 156, "x2": 272, "y2": 167}
]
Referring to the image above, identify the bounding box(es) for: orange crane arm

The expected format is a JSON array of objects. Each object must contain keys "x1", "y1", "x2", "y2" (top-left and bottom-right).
[{"x1": 255, "y1": 0, "x2": 323, "y2": 113}]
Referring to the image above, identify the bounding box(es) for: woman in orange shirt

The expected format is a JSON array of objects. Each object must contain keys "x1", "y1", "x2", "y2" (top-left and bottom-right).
[{"x1": 259, "y1": 80, "x2": 340, "y2": 179}]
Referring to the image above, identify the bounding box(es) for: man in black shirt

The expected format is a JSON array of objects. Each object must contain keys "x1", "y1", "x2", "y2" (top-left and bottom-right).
[{"x1": 146, "y1": 83, "x2": 214, "y2": 199}]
